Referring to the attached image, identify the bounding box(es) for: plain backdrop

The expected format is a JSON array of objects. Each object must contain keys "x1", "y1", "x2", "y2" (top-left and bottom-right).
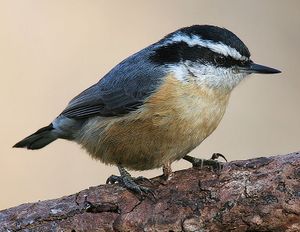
[{"x1": 0, "y1": 0, "x2": 299, "y2": 209}]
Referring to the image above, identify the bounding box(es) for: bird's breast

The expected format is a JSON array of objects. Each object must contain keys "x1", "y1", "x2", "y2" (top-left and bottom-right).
[
  {"x1": 78, "y1": 74, "x2": 230, "y2": 170},
  {"x1": 143, "y1": 74, "x2": 230, "y2": 149}
]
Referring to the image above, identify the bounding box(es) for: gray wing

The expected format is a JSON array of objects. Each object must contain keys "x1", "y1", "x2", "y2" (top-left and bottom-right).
[{"x1": 61, "y1": 46, "x2": 165, "y2": 119}]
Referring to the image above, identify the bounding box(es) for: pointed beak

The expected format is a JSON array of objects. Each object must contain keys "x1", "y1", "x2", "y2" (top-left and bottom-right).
[{"x1": 240, "y1": 62, "x2": 281, "y2": 74}]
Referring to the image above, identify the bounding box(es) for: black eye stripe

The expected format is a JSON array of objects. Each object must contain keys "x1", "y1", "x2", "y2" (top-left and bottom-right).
[{"x1": 150, "y1": 42, "x2": 248, "y2": 68}]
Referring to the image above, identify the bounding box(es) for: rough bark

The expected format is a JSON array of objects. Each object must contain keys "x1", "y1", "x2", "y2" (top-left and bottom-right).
[{"x1": 0, "y1": 152, "x2": 299, "y2": 232}]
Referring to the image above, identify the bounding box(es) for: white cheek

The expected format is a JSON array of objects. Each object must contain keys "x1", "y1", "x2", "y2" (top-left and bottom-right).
[
  {"x1": 166, "y1": 64, "x2": 190, "y2": 82},
  {"x1": 168, "y1": 63, "x2": 248, "y2": 90}
]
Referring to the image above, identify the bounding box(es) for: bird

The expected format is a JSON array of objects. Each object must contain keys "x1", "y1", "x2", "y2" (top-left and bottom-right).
[{"x1": 14, "y1": 25, "x2": 281, "y2": 195}]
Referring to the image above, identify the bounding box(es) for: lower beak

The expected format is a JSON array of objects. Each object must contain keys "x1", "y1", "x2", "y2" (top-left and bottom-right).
[{"x1": 241, "y1": 63, "x2": 281, "y2": 74}]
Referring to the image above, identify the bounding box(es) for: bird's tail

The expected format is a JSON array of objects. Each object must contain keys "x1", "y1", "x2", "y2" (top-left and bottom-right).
[{"x1": 13, "y1": 123, "x2": 58, "y2": 150}]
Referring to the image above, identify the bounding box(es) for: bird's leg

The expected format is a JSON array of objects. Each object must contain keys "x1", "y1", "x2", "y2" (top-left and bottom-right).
[
  {"x1": 162, "y1": 161, "x2": 173, "y2": 180},
  {"x1": 106, "y1": 166, "x2": 154, "y2": 196},
  {"x1": 183, "y1": 153, "x2": 227, "y2": 171}
]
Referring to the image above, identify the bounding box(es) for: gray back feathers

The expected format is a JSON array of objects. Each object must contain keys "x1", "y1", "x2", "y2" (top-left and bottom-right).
[{"x1": 62, "y1": 46, "x2": 165, "y2": 118}]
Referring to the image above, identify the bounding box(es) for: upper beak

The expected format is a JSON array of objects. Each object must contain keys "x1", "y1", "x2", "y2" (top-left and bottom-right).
[{"x1": 240, "y1": 62, "x2": 281, "y2": 74}]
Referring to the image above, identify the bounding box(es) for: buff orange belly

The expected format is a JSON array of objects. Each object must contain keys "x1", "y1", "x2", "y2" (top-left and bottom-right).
[{"x1": 77, "y1": 75, "x2": 230, "y2": 170}]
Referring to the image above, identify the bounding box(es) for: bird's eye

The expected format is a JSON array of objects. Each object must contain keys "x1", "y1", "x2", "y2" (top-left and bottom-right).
[
  {"x1": 214, "y1": 55, "x2": 225, "y2": 65},
  {"x1": 240, "y1": 60, "x2": 247, "y2": 66}
]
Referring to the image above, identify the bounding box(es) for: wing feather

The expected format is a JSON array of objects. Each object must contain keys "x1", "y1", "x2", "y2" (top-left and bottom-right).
[{"x1": 61, "y1": 47, "x2": 165, "y2": 119}]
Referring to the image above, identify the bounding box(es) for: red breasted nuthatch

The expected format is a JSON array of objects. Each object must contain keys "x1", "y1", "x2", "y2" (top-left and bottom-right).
[{"x1": 14, "y1": 25, "x2": 281, "y2": 195}]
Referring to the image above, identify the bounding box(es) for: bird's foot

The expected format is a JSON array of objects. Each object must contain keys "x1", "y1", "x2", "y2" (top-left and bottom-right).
[
  {"x1": 106, "y1": 166, "x2": 154, "y2": 198},
  {"x1": 183, "y1": 153, "x2": 227, "y2": 171}
]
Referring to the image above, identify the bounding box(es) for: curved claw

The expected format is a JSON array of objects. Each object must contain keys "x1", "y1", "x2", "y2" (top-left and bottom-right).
[
  {"x1": 106, "y1": 175, "x2": 121, "y2": 184},
  {"x1": 138, "y1": 185, "x2": 154, "y2": 196},
  {"x1": 211, "y1": 153, "x2": 228, "y2": 162}
]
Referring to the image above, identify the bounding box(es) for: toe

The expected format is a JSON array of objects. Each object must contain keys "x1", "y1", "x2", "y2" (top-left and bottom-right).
[
  {"x1": 141, "y1": 186, "x2": 156, "y2": 199},
  {"x1": 122, "y1": 176, "x2": 144, "y2": 195}
]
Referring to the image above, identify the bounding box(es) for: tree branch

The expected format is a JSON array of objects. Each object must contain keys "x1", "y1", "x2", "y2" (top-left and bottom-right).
[{"x1": 1, "y1": 152, "x2": 299, "y2": 231}]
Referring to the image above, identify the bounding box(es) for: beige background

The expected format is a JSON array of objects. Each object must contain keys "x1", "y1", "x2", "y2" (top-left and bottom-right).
[{"x1": 0, "y1": 0, "x2": 299, "y2": 210}]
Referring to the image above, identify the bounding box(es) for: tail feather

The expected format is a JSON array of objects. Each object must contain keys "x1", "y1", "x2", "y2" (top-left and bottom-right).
[{"x1": 13, "y1": 123, "x2": 57, "y2": 150}]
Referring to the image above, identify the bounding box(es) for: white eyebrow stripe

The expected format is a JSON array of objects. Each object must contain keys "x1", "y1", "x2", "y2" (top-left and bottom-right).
[{"x1": 163, "y1": 33, "x2": 248, "y2": 61}]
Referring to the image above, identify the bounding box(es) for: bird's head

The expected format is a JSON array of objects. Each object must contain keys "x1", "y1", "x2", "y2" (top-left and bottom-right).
[{"x1": 150, "y1": 25, "x2": 281, "y2": 91}]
